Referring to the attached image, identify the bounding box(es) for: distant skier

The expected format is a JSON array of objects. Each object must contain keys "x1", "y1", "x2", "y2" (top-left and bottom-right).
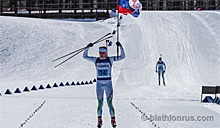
[
  {"x1": 156, "y1": 57, "x2": 166, "y2": 85},
  {"x1": 83, "y1": 42, "x2": 125, "y2": 128},
  {"x1": 110, "y1": 8, "x2": 117, "y2": 18}
]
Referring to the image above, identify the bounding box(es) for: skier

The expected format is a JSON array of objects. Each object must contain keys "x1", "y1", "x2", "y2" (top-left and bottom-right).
[
  {"x1": 83, "y1": 42, "x2": 125, "y2": 128},
  {"x1": 156, "y1": 57, "x2": 166, "y2": 85},
  {"x1": 110, "y1": 8, "x2": 117, "y2": 18}
]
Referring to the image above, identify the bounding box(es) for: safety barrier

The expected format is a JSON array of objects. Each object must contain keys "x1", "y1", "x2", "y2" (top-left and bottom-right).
[
  {"x1": 201, "y1": 86, "x2": 220, "y2": 105},
  {"x1": 2, "y1": 78, "x2": 96, "y2": 96}
]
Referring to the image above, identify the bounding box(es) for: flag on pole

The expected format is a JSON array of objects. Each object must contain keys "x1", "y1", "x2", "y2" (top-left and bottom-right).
[{"x1": 118, "y1": 0, "x2": 142, "y2": 18}]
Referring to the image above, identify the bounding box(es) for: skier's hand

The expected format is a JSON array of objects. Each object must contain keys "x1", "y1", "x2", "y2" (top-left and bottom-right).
[
  {"x1": 87, "y1": 43, "x2": 93, "y2": 48},
  {"x1": 116, "y1": 42, "x2": 122, "y2": 47},
  {"x1": 156, "y1": 71, "x2": 158, "y2": 73},
  {"x1": 163, "y1": 71, "x2": 165, "y2": 73}
]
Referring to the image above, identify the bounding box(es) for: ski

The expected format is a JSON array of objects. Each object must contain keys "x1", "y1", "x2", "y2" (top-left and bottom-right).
[
  {"x1": 53, "y1": 33, "x2": 113, "y2": 68},
  {"x1": 52, "y1": 32, "x2": 112, "y2": 63},
  {"x1": 54, "y1": 48, "x2": 84, "y2": 68}
]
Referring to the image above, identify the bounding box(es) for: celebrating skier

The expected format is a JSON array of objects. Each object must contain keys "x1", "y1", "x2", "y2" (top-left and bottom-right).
[
  {"x1": 83, "y1": 42, "x2": 125, "y2": 128},
  {"x1": 156, "y1": 57, "x2": 166, "y2": 85}
]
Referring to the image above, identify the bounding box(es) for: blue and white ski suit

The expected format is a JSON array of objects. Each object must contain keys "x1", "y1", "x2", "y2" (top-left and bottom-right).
[
  {"x1": 156, "y1": 61, "x2": 166, "y2": 82},
  {"x1": 83, "y1": 46, "x2": 125, "y2": 118}
]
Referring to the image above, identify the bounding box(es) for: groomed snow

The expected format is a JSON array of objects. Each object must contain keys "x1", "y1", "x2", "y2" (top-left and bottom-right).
[{"x1": 0, "y1": 11, "x2": 220, "y2": 128}]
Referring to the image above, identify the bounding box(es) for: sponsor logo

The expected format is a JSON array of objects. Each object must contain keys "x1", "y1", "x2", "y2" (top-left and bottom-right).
[{"x1": 97, "y1": 65, "x2": 110, "y2": 68}]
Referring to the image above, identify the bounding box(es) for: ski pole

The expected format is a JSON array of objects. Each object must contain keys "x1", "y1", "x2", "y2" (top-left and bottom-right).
[
  {"x1": 52, "y1": 33, "x2": 112, "y2": 62},
  {"x1": 149, "y1": 68, "x2": 156, "y2": 72},
  {"x1": 54, "y1": 36, "x2": 113, "y2": 68},
  {"x1": 93, "y1": 36, "x2": 113, "y2": 45},
  {"x1": 117, "y1": 45, "x2": 119, "y2": 60},
  {"x1": 94, "y1": 32, "x2": 112, "y2": 43}
]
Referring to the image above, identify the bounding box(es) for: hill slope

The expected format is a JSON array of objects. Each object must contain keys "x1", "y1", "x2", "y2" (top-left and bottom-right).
[{"x1": 0, "y1": 11, "x2": 220, "y2": 128}]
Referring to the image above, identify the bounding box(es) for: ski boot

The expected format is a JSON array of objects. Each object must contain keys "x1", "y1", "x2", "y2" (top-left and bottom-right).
[
  {"x1": 111, "y1": 117, "x2": 117, "y2": 128},
  {"x1": 163, "y1": 81, "x2": 166, "y2": 86},
  {"x1": 97, "y1": 117, "x2": 102, "y2": 128},
  {"x1": 158, "y1": 81, "x2": 160, "y2": 85}
]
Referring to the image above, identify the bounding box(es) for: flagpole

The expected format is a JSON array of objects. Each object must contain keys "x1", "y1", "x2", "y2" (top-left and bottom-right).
[{"x1": 117, "y1": 0, "x2": 119, "y2": 60}]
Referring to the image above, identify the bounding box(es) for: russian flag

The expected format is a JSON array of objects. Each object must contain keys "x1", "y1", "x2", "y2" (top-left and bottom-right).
[{"x1": 118, "y1": 0, "x2": 142, "y2": 18}]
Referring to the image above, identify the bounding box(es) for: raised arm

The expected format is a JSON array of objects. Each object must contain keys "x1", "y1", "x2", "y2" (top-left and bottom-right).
[
  {"x1": 109, "y1": 43, "x2": 126, "y2": 64},
  {"x1": 116, "y1": 45, "x2": 125, "y2": 61},
  {"x1": 83, "y1": 47, "x2": 97, "y2": 63},
  {"x1": 112, "y1": 42, "x2": 125, "y2": 62}
]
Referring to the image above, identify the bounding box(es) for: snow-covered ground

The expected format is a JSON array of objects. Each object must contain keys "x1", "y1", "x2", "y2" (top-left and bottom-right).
[{"x1": 0, "y1": 11, "x2": 220, "y2": 128}]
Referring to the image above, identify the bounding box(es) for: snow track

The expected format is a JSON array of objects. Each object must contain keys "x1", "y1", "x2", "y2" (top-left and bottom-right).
[{"x1": 1, "y1": 11, "x2": 220, "y2": 128}]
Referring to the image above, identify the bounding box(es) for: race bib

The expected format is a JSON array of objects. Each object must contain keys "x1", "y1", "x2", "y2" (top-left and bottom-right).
[{"x1": 98, "y1": 69, "x2": 108, "y2": 76}]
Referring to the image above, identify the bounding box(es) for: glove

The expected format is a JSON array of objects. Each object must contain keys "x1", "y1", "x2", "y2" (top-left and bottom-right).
[
  {"x1": 87, "y1": 43, "x2": 93, "y2": 48},
  {"x1": 156, "y1": 71, "x2": 158, "y2": 73},
  {"x1": 112, "y1": 30, "x2": 116, "y2": 35},
  {"x1": 116, "y1": 42, "x2": 122, "y2": 47},
  {"x1": 163, "y1": 71, "x2": 165, "y2": 73}
]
